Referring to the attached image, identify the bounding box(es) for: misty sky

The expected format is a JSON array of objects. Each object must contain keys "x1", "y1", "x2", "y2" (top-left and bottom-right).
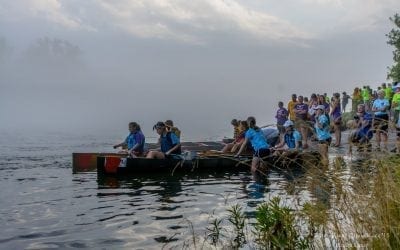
[{"x1": 0, "y1": 0, "x2": 399, "y2": 140}]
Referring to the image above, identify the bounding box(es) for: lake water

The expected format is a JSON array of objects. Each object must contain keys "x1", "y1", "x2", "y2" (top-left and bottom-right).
[{"x1": 0, "y1": 130, "x2": 353, "y2": 249}]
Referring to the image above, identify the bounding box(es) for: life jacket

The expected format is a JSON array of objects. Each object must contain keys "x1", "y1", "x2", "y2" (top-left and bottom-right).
[
  {"x1": 284, "y1": 133, "x2": 296, "y2": 149},
  {"x1": 160, "y1": 132, "x2": 181, "y2": 154}
]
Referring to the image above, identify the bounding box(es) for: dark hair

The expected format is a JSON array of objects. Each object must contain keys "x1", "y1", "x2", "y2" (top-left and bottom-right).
[
  {"x1": 247, "y1": 116, "x2": 258, "y2": 130},
  {"x1": 129, "y1": 122, "x2": 141, "y2": 131},
  {"x1": 231, "y1": 119, "x2": 239, "y2": 126},
  {"x1": 240, "y1": 120, "x2": 249, "y2": 130},
  {"x1": 153, "y1": 121, "x2": 165, "y2": 130},
  {"x1": 165, "y1": 120, "x2": 174, "y2": 127}
]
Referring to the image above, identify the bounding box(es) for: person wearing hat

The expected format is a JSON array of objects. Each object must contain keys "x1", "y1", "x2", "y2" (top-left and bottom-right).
[
  {"x1": 272, "y1": 120, "x2": 302, "y2": 154},
  {"x1": 314, "y1": 105, "x2": 332, "y2": 165},
  {"x1": 371, "y1": 90, "x2": 390, "y2": 151},
  {"x1": 165, "y1": 119, "x2": 181, "y2": 138},
  {"x1": 348, "y1": 104, "x2": 373, "y2": 154},
  {"x1": 147, "y1": 121, "x2": 181, "y2": 159},
  {"x1": 113, "y1": 122, "x2": 146, "y2": 157}
]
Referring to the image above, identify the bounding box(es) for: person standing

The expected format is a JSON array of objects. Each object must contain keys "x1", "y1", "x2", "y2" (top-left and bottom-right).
[
  {"x1": 275, "y1": 101, "x2": 288, "y2": 134},
  {"x1": 287, "y1": 94, "x2": 298, "y2": 121},
  {"x1": 294, "y1": 95, "x2": 309, "y2": 149},
  {"x1": 330, "y1": 93, "x2": 342, "y2": 147},
  {"x1": 314, "y1": 105, "x2": 332, "y2": 165},
  {"x1": 341, "y1": 92, "x2": 351, "y2": 113},
  {"x1": 235, "y1": 117, "x2": 271, "y2": 178},
  {"x1": 371, "y1": 90, "x2": 390, "y2": 151},
  {"x1": 392, "y1": 86, "x2": 400, "y2": 124}
]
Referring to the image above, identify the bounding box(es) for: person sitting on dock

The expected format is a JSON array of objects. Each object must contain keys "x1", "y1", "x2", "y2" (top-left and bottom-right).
[
  {"x1": 113, "y1": 122, "x2": 145, "y2": 157},
  {"x1": 165, "y1": 120, "x2": 181, "y2": 138},
  {"x1": 235, "y1": 116, "x2": 271, "y2": 176},
  {"x1": 272, "y1": 120, "x2": 302, "y2": 154},
  {"x1": 222, "y1": 120, "x2": 249, "y2": 153},
  {"x1": 348, "y1": 104, "x2": 373, "y2": 153},
  {"x1": 147, "y1": 121, "x2": 182, "y2": 159}
]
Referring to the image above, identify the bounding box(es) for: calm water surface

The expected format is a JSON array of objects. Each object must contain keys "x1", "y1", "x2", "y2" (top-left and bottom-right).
[{"x1": 0, "y1": 130, "x2": 352, "y2": 249}]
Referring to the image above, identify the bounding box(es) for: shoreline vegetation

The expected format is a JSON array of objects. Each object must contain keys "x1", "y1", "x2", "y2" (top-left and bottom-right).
[{"x1": 163, "y1": 152, "x2": 400, "y2": 249}]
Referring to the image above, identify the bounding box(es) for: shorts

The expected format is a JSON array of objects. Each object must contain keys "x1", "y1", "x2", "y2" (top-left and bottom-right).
[
  {"x1": 294, "y1": 118, "x2": 308, "y2": 128},
  {"x1": 253, "y1": 148, "x2": 271, "y2": 158},
  {"x1": 318, "y1": 137, "x2": 332, "y2": 145},
  {"x1": 164, "y1": 153, "x2": 182, "y2": 160},
  {"x1": 333, "y1": 117, "x2": 342, "y2": 125},
  {"x1": 373, "y1": 113, "x2": 389, "y2": 133}
]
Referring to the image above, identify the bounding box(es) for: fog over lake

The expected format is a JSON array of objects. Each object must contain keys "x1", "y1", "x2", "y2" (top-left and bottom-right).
[{"x1": 0, "y1": 0, "x2": 398, "y2": 140}]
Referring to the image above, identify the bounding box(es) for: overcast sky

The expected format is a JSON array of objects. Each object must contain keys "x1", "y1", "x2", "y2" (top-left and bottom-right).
[{"x1": 0, "y1": 0, "x2": 399, "y2": 140}]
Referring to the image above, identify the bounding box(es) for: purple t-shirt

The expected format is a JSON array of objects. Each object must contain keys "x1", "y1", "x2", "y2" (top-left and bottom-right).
[
  {"x1": 294, "y1": 103, "x2": 309, "y2": 120},
  {"x1": 275, "y1": 107, "x2": 288, "y2": 125}
]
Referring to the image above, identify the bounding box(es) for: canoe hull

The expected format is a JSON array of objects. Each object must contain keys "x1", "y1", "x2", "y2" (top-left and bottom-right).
[
  {"x1": 97, "y1": 156, "x2": 251, "y2": 175},
  {"x1": 96, "y1": 151, "x2": 320, "y2": 175}
]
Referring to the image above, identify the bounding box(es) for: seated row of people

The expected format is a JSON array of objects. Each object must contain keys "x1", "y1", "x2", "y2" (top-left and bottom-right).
[{"x1": 113, "y1": 120, "x2": 181, "y2": 159}]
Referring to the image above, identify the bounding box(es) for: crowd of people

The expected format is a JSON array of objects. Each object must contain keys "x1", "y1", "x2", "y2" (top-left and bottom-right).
[{"x1": 113, "y1": 81, "x2": 400, "y2": 175}]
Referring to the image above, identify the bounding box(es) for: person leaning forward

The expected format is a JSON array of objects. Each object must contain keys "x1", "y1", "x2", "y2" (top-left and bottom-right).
[{"x1": 147, "y1": 122, "x2": 182, "y2": 159}]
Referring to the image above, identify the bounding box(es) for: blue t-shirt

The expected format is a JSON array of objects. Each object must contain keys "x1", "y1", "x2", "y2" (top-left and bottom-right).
[
  {"x1": 245, "y1": 128, "x2": 269, "y2": 151},
  {"x1": 315, "y1": 114, "x2": 331, "y2": 141},
  {"x1": 125, "y1": 131, "x2": 145, "y2": 152},
  {"x1": 160, "y1": 132, "x2": 180, "y2": 154},
  {"x1": 284, "y1": 130, "x2": 302, "y2": 149},
  {"x1": 372, "y1": 98, "x2": 389, "y2": 116},
  {"x1": 358, "y1": 112, "x2": 373, "y2": 138}
]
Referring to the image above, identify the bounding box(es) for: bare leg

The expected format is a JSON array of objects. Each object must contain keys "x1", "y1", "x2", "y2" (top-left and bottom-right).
[
  {"x1": 146, "y1": 151, "x2": 166, "y2": 159},
  {"x1": 301, "y1": 126, "x2": 309, "y2": 148},
  {"x1": 318, "y1": 143, "x2": 329, "y2": 165},
  {"x1": 222, "y1": 143, "x2": 234, "y2": 153},
  {"x1": 382, "y1": 132, "x2": 388, "y2": 151},
  {"x1": 375, "y1": 132, "x2": 381, "y2": 150}
]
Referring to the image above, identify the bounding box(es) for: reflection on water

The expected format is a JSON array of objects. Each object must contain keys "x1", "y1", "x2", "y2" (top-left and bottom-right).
[{"x1": 0, "y1": 131, "x2": 381, "y2": 249}]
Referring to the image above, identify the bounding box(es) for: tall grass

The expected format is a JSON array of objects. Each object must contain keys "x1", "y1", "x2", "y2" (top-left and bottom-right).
[{"x1": 170, "y1": 153, "x2": 400, "y2": 249}]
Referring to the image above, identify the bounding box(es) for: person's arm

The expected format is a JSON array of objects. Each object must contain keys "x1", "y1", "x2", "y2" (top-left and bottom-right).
[
  {"x1": 294, "y1": 131, "x2": 302, "y2": 150},
  {"x1": 371, "y1": 101, "x2": 378, "y2": 112},
  {"x1": 113, "y1": 141, "x2": 126, "y2": 149},
  {"x1": 165, "y1": 133, "x2": 181, "y2": 155},
  {"x1": 165, "y1": 143, "x2": 181, "y2": 156},
  {"x1": 235, "y1": 138, "x2": 249, "y2": 157},
  {"x1": 273, "y1": 133, "x2": 285, "y2": 149}
]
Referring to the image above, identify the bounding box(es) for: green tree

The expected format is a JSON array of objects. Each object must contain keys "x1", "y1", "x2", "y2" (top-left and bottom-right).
[{"x1": 387, "y1": 14, "x2": 400, "y2": 81}]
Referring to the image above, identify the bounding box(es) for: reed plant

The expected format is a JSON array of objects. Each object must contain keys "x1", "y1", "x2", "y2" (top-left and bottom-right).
[{"x1": 171, "y1": 153, "x2": 400, "y2": 249}]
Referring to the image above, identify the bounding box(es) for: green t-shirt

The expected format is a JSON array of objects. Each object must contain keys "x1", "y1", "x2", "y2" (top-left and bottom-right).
[
  {"x1": 361, "y1": 89, "x2": 370, "y2": 101},
  {"x1": 392, "y1": 93, "x2": 400, "y2": 110},
  {"x1": 385, "y1": 87, "x2": 393, "y2": 100}
]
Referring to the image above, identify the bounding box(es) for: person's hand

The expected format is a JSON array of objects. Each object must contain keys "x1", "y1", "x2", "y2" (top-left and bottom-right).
[{"x1": 165, "y1": 151, "x2": 170, "y2": 156}]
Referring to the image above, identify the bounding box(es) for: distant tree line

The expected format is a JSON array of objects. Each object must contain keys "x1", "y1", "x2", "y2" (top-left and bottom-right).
[{"x1": 387, "y1": 13, "x2": 400, "y2": 81}]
